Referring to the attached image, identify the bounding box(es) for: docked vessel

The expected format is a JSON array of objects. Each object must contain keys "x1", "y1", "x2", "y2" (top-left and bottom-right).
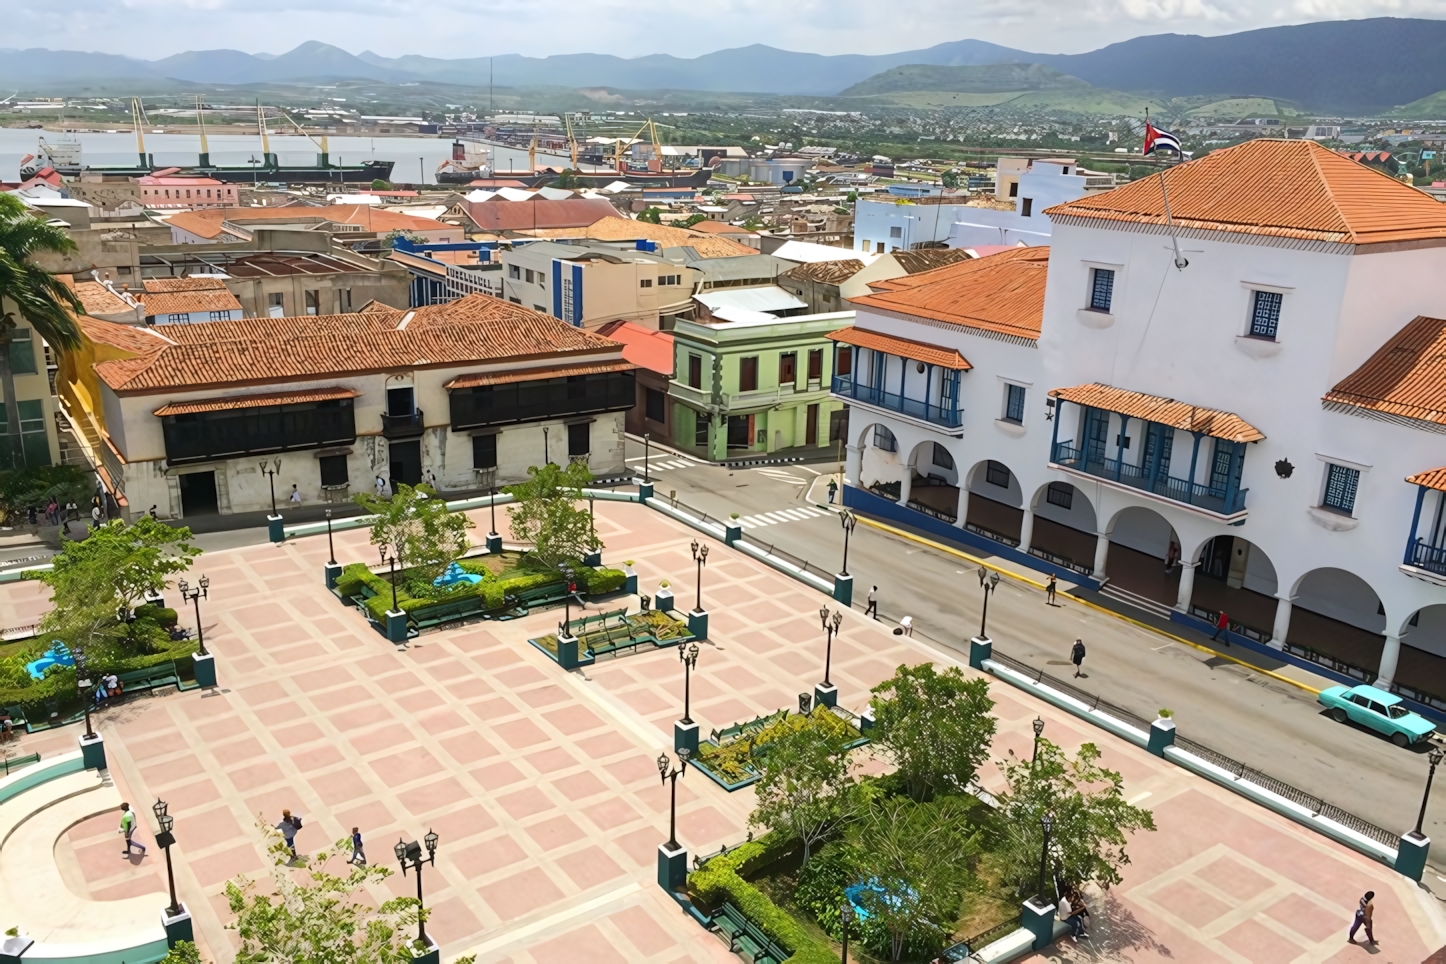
[{"x1": 435, "y1": 140, "x2": 492, "y2": 184}]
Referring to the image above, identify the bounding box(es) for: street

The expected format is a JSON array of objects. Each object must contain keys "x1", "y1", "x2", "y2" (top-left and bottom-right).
[{"x1": 624, "y1": 436, "x2": 1446, "y2": 881}]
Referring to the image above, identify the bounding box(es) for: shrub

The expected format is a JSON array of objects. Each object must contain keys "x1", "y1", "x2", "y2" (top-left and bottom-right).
[
  {"x1": 578, "y1": 567, "x2": 626, "y2": 595},
  {"x1": 688, "y1": 834, "x2": 836, "y2": 964}
]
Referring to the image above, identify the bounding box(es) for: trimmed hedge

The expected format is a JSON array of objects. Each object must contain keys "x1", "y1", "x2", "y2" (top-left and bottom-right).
[
  {"x1": 687, "y1": 834, "x2": 837, "y2": 964},
  {"x1": 340, "y1": 559, "x2": 626, "y2": 625}
]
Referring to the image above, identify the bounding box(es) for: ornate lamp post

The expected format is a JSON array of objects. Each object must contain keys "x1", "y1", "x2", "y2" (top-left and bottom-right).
[
  {"x1": 152, "y1": 798, "x2": 181, "y2": 918},
  {"x1": 1415, "y1": 746, "x2": 1446, "y2": 836},
  {"x1": 557, "y1": 562, "x2": 577, "y2": 637},
  {"x1": 690, "y1": 540, "x2": 708, "y2": 611},
  {"x1": 840, "y1": 898, "x2": 855, "y2": 963},
  {"x1": 977, "y1": 566, "x2": 1001, "y2": 639},
  {"x1": 74, "y1": 644, "x2": 95, "y2": 739},
  {"x1": 678, "y1": 642, "x2": 700, "y2": 725},
  {"x1": 1035, "y1": 812, "x2": 1053, "y2": 904},
  {"x1": 643, "y1": 432, "x2": 651, "y2": 483},
  {"x1": 489, "y1": 485, "x2": 499, "y2": 543},
  {"x1": 1031, "y1": 716, "x2": 1045, "y2": 764},
  {"x1": 378, "y1": 545, "x2": 400, "y2": 612},
  {"x1": 657, "y1": 749, "x2": 690, "y2": 851},
  {"x1": 394, "y1": 830, "x2": 439, "y2": 945},
  {"x1": 818, "y1": 606, "x2": 842, "y2": 688},
  {"x1": 177, "y1": 575, "x2": 210, "y2": 656},
  {"x1": 259, "y1": 458, "x2": 282, "y2": 515},
  {"x1": 839, "y1": 509, "x2": 857, "y2": 577},
  {"x1": 325, "y1": 509, "x2": 336, "y2": 566}
]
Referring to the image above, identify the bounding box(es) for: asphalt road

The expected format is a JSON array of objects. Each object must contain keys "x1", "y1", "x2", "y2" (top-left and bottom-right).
[{"x1": 625, "y1": 438, "x2": 1446, "y2": 883}]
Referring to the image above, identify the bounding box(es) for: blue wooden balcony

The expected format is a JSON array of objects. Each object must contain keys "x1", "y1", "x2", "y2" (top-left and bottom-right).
[
  {"x1": 1051, "y1": 441, "x2": 1248, "y2": 516},
  {"x1": 832, "y1": 375, "x2": 962, "y2": 429},
  {"x1": 1408, "y1": 540, "x2": 1446, "y2": 576}
]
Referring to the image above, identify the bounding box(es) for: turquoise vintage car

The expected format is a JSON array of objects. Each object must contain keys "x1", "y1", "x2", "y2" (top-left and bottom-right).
[{"x1": 1318, "y1": 684, "x2": 1437, "y2": 746}]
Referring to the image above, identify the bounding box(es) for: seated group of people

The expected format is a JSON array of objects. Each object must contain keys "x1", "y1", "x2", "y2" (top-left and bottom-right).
[{"x1": 93, "y1": 674, "x2": 123, "y2": 705}]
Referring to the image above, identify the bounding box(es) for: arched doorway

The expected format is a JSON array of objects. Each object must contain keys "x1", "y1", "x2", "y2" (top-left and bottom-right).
[
  {"x1": 963, "y1": 460, "x2": 1024, "y2": 545},
  {"x1": 1100, "y1": 506, "x2": 1181, "y2": 606},
  {"x1": 1186, "y1": 535, "x2": 1279, "y2": 643},
  {"x1": 902, "y1": 440, "x2": 961, "y2": 523},
  {"x1": 1285, "y1": 568, "x2": 1385, "y2": 681},
  {"x1": 1396, "y1": 604, "x2": 1446, "y2": 709},
  {"x1": 1026, "y1": 481, "x2": 1098, "y2": 576}
]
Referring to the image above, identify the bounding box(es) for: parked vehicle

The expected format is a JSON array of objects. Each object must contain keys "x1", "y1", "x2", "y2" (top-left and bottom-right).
[{"x1": 1318, "y1": 684, "x2": 1437, "y2": 746}]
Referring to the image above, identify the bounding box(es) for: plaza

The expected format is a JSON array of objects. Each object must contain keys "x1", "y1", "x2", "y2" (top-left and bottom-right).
[{"x1": 2, "y1": 497, "x2": 1444, "y2": 963}]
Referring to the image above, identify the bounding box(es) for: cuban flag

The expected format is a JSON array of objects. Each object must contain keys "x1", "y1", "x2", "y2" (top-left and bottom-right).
[{"x1": 1143, "y1": 122, "x2": 1182, "y2": 156}]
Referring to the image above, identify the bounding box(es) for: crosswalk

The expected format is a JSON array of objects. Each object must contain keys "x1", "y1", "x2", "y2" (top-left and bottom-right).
[
  {"x1": 626, "y1": 455, "x2": 702, "y2": 473},
  {"x1": 735, "y1": 505, "x2": 833, "y2": 528}
]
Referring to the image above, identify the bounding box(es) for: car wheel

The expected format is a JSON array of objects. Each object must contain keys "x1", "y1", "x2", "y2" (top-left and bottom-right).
[
  {"x1": 1330, "y1": 708, "x2": 1348, "y2": 723},
  {"x1": 1392, "y1": 731, "x2": 1410, "y2": 748}
]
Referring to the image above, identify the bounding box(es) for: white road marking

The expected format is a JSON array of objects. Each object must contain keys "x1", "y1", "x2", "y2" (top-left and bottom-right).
[{"x1": 1127, "y1": 791, "x2": 1153, "y2": 804}]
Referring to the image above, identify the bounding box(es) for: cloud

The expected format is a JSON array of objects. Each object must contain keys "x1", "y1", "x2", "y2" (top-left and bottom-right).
[{"x1": 13, "y1": 0, "x2": 1446, "y2": 59}]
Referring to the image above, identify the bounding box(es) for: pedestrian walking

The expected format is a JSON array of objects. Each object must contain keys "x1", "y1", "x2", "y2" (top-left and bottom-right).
[
  {"x1": 1046, "y1": 574, "x2": 1058, "y2": 606},
  {"x1": 350, "y1": 826, "x2": 366, "y2": 866},
  {"x1": 1348, "y1": 890, "x2": 1375, "y2": 945},
  {"x1": 826, "y1": 478, "x2": 838, "y2": 504},
  {"x1": 119, "y1": 802, "x2": 146, "y2": 857},
  {"x1": 1210, "y1": 610, "x2": 1230, "y2": 645},
  {"x1": 45, "y1": 498, "x2": 58, "y2": 525},
  {"x1": 277, "y1": 809, "x2": 302, "y2": 858},
  {"x1": 865, "y1": 585, "x2": 879, "y2": 619},
  {"x1": 91, "y1": 505, "x2": 102, "y2": 529},
  {"x1": 1071, "y1": 638, "x2": 1086, "y2": 678},
  {"x1": 288, "y1": 484, "x2": 302, "y2": 505}
]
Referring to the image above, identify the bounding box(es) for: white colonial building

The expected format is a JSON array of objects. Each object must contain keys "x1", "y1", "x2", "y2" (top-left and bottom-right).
[{"x1": 831, "y1": 139, "x2": 1446, "y2": 711}]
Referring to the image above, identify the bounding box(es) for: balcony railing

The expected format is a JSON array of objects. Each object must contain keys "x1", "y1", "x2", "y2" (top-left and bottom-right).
[
  {"x1": 831, "y1": 375, "x2": 962, "y2": 429},
  {"x1": 381, "y1": 409, "x2": 424, "y2": 439},
  {"x1": 1409, "y1": 539, "x2": 1446, "y2": 576},
  {"x1": 1051, "y1": 441, "x2": 1247, "y2": 516}
]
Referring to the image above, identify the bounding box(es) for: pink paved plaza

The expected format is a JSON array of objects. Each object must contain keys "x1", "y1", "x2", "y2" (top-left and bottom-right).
[{"x1": 6, "y1": 500, "x2": 1445, "y2": 964}]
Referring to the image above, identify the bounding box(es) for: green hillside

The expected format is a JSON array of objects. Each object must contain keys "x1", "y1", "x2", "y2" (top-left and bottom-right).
[
  {"x1": 1388, "y1": 89, "x2": 1446, "y2": 118},
  {"x1": 839, "y1": 63, "x2": 1089, "y2": 97},
  {"x1": 852, "y1": 88, "x2": 1164, "y2": 114}
]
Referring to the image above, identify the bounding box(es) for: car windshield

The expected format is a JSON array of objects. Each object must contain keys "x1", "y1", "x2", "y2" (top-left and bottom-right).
[{"x1": 1388, "y1": 705, "x2": 1412, "y2": 719}]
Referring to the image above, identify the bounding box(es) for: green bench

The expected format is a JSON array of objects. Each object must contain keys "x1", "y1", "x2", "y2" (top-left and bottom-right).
[
  {"x1": 115, "y1": 661, "x2": 183, "y2": 698},
  {"x1": 586, "y1": 621, "x2": 655, "y2": 660},
  {"x1": 713, "y1": 902, "x2": 785, "y2": 964},
  {"x1": 572, "y1": 607, "x2": 628, "y2": 635},
  {"x1": 409, "y1": 594, "x2": 488, "y2": 630},
  {"x1": 514, "y1": 582, "x2": 570, "y2": 609}
]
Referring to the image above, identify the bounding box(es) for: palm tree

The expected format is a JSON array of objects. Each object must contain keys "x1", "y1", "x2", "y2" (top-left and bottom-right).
[{"x1": 0, "y1": 193, "x2": 82, "y2": 469}]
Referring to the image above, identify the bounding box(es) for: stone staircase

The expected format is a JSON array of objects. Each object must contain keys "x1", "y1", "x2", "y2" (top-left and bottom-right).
[{"x1": 1098, "y1": 581, "x2": 1176, "y2": 620}]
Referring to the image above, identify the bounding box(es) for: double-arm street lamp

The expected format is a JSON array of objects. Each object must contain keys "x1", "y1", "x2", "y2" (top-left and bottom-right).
[
  {"x1": 678, "y1": 642, "x2": 700, "y2": 725},
  {"x1": 839, "y1": 510, "x2": 857, "y2": 577},
  {"x1": 977, "y1": 566, "x2": 1001, "y2": 639},
  {"x1": 690, "y1": 540, "x2": 708, "y2": 612},
  {"x1": 1415, "y1": 746, "x2": 1446, "y2": 836},
  {"x1": 819, "y1": 607, "x2": 842, "y2": 689},
  {"x1": 395, "y1": 830, "x2": 440, "y2": 946},
  {"x1": 153, "y1": 798, "x2": 182, "y2": 918},
  {"x1": 658, "y1": 749, "x2": 690, "y2": 851},
  {"x1": 378, "y1": 545, "x2": 400, "y2": 612},
  {"x1": 177, "y1": 575, "x2": 210, "y2": 656},
  {"x1": 259, "y1": 458, "x2": 282, "y2": 515}
]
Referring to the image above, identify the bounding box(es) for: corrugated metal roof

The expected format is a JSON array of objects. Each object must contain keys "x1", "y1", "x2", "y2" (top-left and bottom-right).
[
  {"x1": 1048, "y1": 383, "x2": 1265, "y2": 443},
  {"x1": 827, "y1": 326, "x2": 972, "y2": 370},
  {"x1": 695, "y1": 286, "x2": 807, "y2": 315},
  {"x1": 153, "y1": 387, "x2": 360, "y2": 416},
  {"x1": 1407, "y1": 467, "x2": 1446, "y2": 492},
  {"x1": 1325, "y1": 316, "x2": 1446, "y2": 427}
]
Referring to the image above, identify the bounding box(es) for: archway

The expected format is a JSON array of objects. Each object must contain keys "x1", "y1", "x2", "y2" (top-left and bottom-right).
[
  {"x1": 1025, "y1": 481, "x2": 1098, "y2": 576},
  {"x1": 1396, "y1": 604, "x2": 1446, "y2": 707},
  {"x1": 1186, "y1": 535, "x2": 1279, "y2": 642},
  {"x1": 963, "y1": 459, "x2": 1024, "y2": 545},
  {"x1": 855, "y1": 421, "x2": 906, "y2": 502},
  {"x1": 1286, "y1": 568, "x2": 1385, "y2": 679},
  {"x1": 902, "y1": 440, "x2": 961, "y2": 522},
  {"x1": 1100, "y1": 506, "x2": 1181, "y2": 606}
]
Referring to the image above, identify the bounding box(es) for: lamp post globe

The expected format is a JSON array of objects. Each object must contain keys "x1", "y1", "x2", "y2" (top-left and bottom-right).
[
  {"x1": 679, "y1": 642, "x2": 700, "y2": 725},
  {"x1": 839, "y1": 509, "x2": 857, "y2": 576}
]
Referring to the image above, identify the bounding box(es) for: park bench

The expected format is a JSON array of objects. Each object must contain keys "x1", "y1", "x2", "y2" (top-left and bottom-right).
[
  {"x1": 571, "y1": 607, "x2": 628, "y2": 635},
  {"x1": 586, "y1": 622, "x2": 655, "y2": 660},
  {"x1": 712, "y1": 902, "x2": 785, "y2": 964},
  {"x1": 513, "y1": 582, "x2": 570, "y2": 610},
  {"x1": 115, "y1": 661, "x2": 182, "y2": 697},
  {"x1": 409, "y1": 595, "x2": 487, "y2": 630}
]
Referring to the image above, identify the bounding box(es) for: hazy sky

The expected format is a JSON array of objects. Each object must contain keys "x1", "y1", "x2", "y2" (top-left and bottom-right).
[{"x1": 14, "y1": 0, "x2": 1446, "y2": 58}]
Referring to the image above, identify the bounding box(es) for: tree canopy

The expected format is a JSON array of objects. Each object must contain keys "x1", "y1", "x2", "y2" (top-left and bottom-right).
[
  {"x1": 749, "y1": 712, "x2": 857, "y2": 864},
  {"x1": 869, "y1": 662, "x2": 996, "y2": 802},
  {"x1": 504, "y1": 460, "x2": 601, "y2": 570},
  {"x1": 354, "y1": 483, "x2": 472, "y2": 575}
]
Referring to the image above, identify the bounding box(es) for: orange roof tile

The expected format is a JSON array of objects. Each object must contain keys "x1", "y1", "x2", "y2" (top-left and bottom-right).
[
  {"x1": 1045, "y1": 139, "x2": 1446, "y2": 247},
  {"x1": 1407, "y1": 467, "x2": 1446, "y2": 492},
  {"x1": 71, "y1": 280, "x2": 138, "y2": 317},
  {"x1": 141, "y1": 277, "x2": 229, "y2": 293},
  {"x1": 1324, "y1": 316, "x2": 1446, "y2": 427},
  {"x1": 827, "y1": 327, "x2": 971, "y2": 370},
  {"x1": 444, "y1": 360, "x2": 637, "y2": 389},
  {"x1": 153, "y1": 387, "x2": 360, "y2": 416},
  {"x1": 519, "y1": 216, "x2": 756, "y2": 259},
  {"x1": 782, "y1": 260, "x2": 864, "y2": 285},
  {"x1": 593, "y1": 320, "x2": 674, "y2": 375},
  {"x1": 849, "y1": 246, "x2": 1048, "y2": 342},
  {"x1": 135, "y1": 288, "x2": 243, "y2": 316},
  {"x1": 1048, "y1": 383, "x2": 1264, "y2": 443}
]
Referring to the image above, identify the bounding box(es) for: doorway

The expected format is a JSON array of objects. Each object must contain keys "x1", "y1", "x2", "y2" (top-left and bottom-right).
[
  {"x1": 387, "y1": 386, "x2": 415, "y2": 417},
  {"x1": 179, "y1": 471, "x2": 218, "y2": 517},
  {"x1": 389, "y1": 440, "x2": 422, "y2": 486},
  {"x1": 727, "y1": 414, "x2": 750, "y2": 449},
  {"x1": 805, "y1": 403, "x2": 820, "y2": 446}
]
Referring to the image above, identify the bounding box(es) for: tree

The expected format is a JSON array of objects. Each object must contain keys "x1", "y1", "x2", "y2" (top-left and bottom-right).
[
  {"x1": 504, "y1": 461, "x2": 600, "y2": 570},
  {"x1": 34, "y1": 515, "x2": 199, "y2": 618},
  {"x1": 354, "y1": 483, "x2": 471, "y2": 575},
  {"x1": 681, "y1": 213, "x2": 708, "y2": 227},
  {"x1": 749, "y1": 714, "x2": 857, "y2": 864},
  {"x1": 225, "y1": 825, "x2": 430, "y2": 964},
  {"x1": 158, "y1": 942, "x2": 201, "y2": 964},
  {"x1": 995, "y1": 738, "x2": 1156, "y2": 897},
  {"x1": 636, "y1": 207, "x2": 663, "y2": 224},
  {"x1": 551, "y1": 170, "x2": 579, "y2": 189},
  {"x1": 0, "y1": 193, "x2": 82, "y2": 470},
  {"x1": 853, "y1": 796, "x2": 980, "y2": 962},
  {"x1": 370, "y1": 179, "x2": 392, "y2": 191},
  {"x1": 869, "y1": 663, "x2": 996, "y2": 802},
  {"x1": 941, "y1": 170, "x2": 960, "y2": 189}
]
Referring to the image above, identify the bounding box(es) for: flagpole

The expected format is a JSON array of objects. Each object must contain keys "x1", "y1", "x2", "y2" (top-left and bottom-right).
[{"x1": 1145, "y1": 108, "x2": 1189, "y2": 270}]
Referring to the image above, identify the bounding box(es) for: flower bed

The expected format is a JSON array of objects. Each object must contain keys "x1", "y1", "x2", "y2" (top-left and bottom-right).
[{"x1": 691, "y1": 706, "x2": 865, "y2": 791}]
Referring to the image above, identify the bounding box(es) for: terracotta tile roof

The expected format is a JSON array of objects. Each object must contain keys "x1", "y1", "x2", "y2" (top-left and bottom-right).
[
  {"x1": 86, "y1": 294, "x2": 623, "y2": 395},
  {"x1": 1407, "y1": 467, "x2": 1446, "y2": 492},
  {"x1": 1324, "y1": 316, "x2": 1446, "y2": 427},
  {"x1": 850, "y1": 246, "x2": 1049, "y2": 341},
  {"x1": 593, "y1": 320, "x2": 674, "y2": 375},
  {"x1": 164, "y1": 211, "x2": 233, "y2": 240},
  {"x1": 444, "y1": 360, "x2": 637, "y2": 389},
  {"x1": 141, "y1": 277, "x2": 229, "y2": 293},
  {"x1": 891, "y1": 248, "x2": 972, "y2": 274},
  {"x1": 782, "y1": 260, "x2": 864, "y2": 285},
  {"x1": 454, "y1": 197, "x2": 620, "y2": 233},
  {"x1": 135, "y1": 288, "x2": 244, "y2": 316},
  {"x1": 78, "y1": 317, "x2": 177, "y2": 354},
  {"x1": 827, "y1": 326, "x2": 971, "y2": 370},
  {"x1": 72, "y1": 280, "x2": 138, "y2": 317},
  {"x1": 165, "y1": 204, "x2": 452, "y2": 240},
  {"x1": 685, "y1": 220, "x2": 758, "y2": 237},
  {"x1": 1048, "y1": 383, "x2": 1265, "y2": 443},
  {"x1": 1045, "y1": 139, "x2": 1446, "y2": 247},
  {"x1": 153, "y1": 387, "x2": 360, "y2": 416},
  {"x1": 519, "y1": 216, "x2": 756, "y2": 259}
]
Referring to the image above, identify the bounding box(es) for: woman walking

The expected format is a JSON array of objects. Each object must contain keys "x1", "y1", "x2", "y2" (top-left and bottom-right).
[{"x1": 1347, "y1": 891, "x2": 1375, "y2": 945}]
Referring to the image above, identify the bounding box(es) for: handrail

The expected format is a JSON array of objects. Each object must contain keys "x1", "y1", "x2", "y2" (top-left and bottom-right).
[
  {"x1": 831, "y1": 376, "x2": 963, "y2": 428},
  {"x1": 1052, "y1": 442, "x2": 1247, "y2": 515}
]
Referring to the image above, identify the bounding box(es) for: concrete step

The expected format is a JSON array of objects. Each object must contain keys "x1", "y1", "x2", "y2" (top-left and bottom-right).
[{"x1": 1099, "y1": 582, "x2": 1176, "y2": 620}]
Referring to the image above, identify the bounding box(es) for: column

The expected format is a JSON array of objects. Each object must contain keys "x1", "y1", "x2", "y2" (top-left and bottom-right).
[
  {"x1": 1019, "y1": 508, "x2": 1035, "y2": 552},
  {"x1": 1271, "y1": 596, "x2": 1293, "y2": 649},
  {"x1": 955, "y1": 485, "x2": 970, "y2": 529},
  {"x1": 1093, "y1": 532, "x2": 1111, "y2": 579},
  {"x1": 1176, "y1": 561, "x2": 1197, "y2": 612},
  {"x1": 1378, "y1": 634, "x2": 1402, "y2": 686},
  {"x1": 845, "y1": 443, "x2": 863, "y2": 487},
  {"x1": 898, "y1": 472, "x2": 913, "y2": 506}
]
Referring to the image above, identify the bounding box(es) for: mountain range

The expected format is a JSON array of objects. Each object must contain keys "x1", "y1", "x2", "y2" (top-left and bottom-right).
[{"x1": 4, "y1": 18, "x2": 1446, "y2": 114}]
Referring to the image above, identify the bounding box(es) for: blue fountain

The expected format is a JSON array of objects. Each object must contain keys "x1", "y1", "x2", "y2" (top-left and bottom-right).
[
  {"x1": 433, "y1": 562, "x2": 483, "y2": 587},
  {"x1": 25, "y1": 641, "x2": 74, "y2": 681}
]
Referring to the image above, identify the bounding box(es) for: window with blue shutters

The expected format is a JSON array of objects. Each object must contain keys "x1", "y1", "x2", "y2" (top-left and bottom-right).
[
  {"x1": 1088, "y1": 268, "x2": 1114, "y2": 312},
  {"x1": 1249, "y1": 290, "x2": 1282, "y2": 339},
  {"x1": 1004, "y1": 383, "x2": 1026, "y2": 423},
  {"x1": 1323, "y1": 463, "x2": 1360, "y2": 514}
]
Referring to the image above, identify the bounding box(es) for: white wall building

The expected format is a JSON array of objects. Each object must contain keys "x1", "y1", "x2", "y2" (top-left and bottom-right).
[
  {"x1": 499, "y1": 241, "x2": 695, "y2": 330},
  {"x1": 832, "y1": 140, "x2": 1446, "y2": 711}
]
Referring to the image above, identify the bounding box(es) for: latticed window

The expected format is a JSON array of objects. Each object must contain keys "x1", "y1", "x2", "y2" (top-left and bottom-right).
[
  {"x1": 1323, "y1": 463, "x2": 1359, "y2": 514},
  {"x1": 1089, "y1": 268, "x2": 1114, "y2": 312}
]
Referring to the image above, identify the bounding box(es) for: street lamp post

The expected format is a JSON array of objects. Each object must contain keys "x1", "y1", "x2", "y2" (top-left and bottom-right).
[
  {"x1": 74, "y1": 645, "x2": 94, "y2": 739},
  {"x1": 1031, "y1": 716, "x2": 1045, "y2": 764},
  {"x1": 977, "y1": 566, "x2": 1001, "y2": 639},
  {"x1": 1036, "y1": 812, "x2": 1053, "y2": 904},
  {"x1": 379, "y1": 545, "x2": 400, "y2": 612},
  {"x1": 840, "y1": 899, "x2": 855, "y2": 963},
  {"x1": 819, "y1": 606, "x2": 842, "y2": 688},
  {"x1": 643, "y1": 432, "x2": 651, "y2": 483},
  {"x1": 489, "y1": 485, "x2": 499, "y2": 541},
  {"x1": 678, "y1": 642, "x2": 699, "y2": 725},
  {"x1": 657, "y1": 749, "x2": 690, "y2": 850},
  {"x1": 259, "y1": 458, "x2": 282, "y2": 515},
  {"x1": 557, "y1": 563, "x2": 577, "y2": 637},
  {"x1": 394, "y1": 830, "x2": 439, "y2": 946},
  {"x1": 690, "y1": 540, "x2": 708, "y2": 611},
  {"x1": 177, "y1": 575, "x2": 210, "y2": 656},
  {"x1": 839, "y1": 509, "x2": 857, "y2": 576},
  {"x1": 1415, "y1": 747, "x2": 1446, "y2": 835},
  {"x1": 325, "y1": 509, "x2": 336, "y2": 566},
  {"x1": 152, "y1": 799, "x2": 181, "y2": 918}
]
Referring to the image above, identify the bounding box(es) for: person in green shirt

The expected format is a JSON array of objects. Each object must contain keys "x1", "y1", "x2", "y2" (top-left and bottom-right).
[{"x1": 119, "y1": 802, "x2": 146, "y2": 858}]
